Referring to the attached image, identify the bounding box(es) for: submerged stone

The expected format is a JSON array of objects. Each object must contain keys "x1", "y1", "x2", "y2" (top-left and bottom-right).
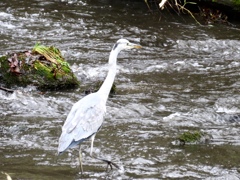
[
  {"x1": 84, "y1": 80, "x2": 116, "y2": 95},
  {"x1": 173, "y1": 131, "x2": 212, "y2": 145}
]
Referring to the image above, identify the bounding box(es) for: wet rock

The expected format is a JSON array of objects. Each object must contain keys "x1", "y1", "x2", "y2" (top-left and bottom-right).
[
  {"x1": 172, "y1": 131, "x2": 212, "y2": 145},
  {"x1": 0, "y1": 44, "x2": 79, "y2": 90},
  {"x1": 84, "y1": 81, "x2": 116, "y2": 95}
]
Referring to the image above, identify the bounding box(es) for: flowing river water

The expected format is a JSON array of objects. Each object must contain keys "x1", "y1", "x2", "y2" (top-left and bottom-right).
[{"x1": 0, "y1": 0, "x2": 240, "y2": 179}]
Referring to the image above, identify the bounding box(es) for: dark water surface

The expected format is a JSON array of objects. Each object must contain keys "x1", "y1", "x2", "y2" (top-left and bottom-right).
[{"x1": 0, "y1": 0, "x2": 240, "y2": 179}]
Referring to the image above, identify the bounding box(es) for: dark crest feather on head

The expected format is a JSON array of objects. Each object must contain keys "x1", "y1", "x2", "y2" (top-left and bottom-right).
[{"x1": 113, "y1": 43, "x2": 119, "y2": 50}]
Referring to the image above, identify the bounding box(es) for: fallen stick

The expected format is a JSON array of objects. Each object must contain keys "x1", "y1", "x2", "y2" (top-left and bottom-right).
[{"x1": 0, "y1": 86, "x2": 14, "y2": 93}]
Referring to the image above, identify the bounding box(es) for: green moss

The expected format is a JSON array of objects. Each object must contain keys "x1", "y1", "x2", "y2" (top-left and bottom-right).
[
  {"x1": 0, "y1": 56, "x2": 8, "y2": 71},
  {"x1": 32, "y1": 60, "x2": 79, "y2": 90},
  {"x1": 34, "y1": 61, "x2": 53, "y2": 79},
  {"x1": 32, "y1": 43, "x2": 69, "y2": 66},
  {"x1": 178, "y1": 131, "x2": 203, "y2": 144}
]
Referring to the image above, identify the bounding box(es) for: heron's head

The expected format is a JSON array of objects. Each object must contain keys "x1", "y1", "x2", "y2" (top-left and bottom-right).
[{"x1": 113, "y1": 39, "x2": 142, "y2": 51}]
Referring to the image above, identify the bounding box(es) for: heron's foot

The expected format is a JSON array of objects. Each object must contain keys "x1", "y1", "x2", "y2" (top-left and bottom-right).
[
  {"x1": 102, "y1": 159, "x2": 120, "y2": 171},
  {"x1": 91, "y1": 155, "x2": 119, "y2": 171}
]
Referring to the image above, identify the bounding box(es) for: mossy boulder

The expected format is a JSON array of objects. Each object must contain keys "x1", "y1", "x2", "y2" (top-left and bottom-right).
[
  {"x1": 177, "y1": 131, "x2": 212, "y2": 145},
  {"x1": 0, "y1": 43, "x2": 79, "y2": 90},
  {"x1": 179, "y1": 131, "x2": 203, "y2": 144},
  {"x1": 171, "y1": 130, "x2": 212, "y2": 146}
]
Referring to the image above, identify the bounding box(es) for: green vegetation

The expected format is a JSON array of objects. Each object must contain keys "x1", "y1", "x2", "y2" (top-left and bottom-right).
[
  {"x1": 233, "y1": 0, "x2": 240, "y2": 6},
  {"x1": 233, "y1": 0, "x2": 240, "y2": 10},
  {"x1": 178, "y1": 131, "x2": 203, "y2": 144},
  {"x1": 145, "y1": 0, "x2": 239, "y2": 24}
]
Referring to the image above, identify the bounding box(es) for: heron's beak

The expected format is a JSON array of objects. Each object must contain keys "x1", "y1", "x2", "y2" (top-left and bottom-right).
[
  {"x1": 129, "y1": 43, "x2": 142, "y2": 49},
  {"x1": 133, "y1": 44, "x2": 142, "y2": 49}
]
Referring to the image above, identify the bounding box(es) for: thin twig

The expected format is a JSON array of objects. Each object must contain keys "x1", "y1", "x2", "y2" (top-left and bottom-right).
[
  {"x1": 174, "y1": 0, "x2": 201, "y2": 25},
  {"x1": 156, "y1": 0, "x2": 201, "y2": 25},
  {"x1": 0, "y1": 86, "x2": 14, "y2": 93},
  {"x1": 144, "y1": 0, "x2": 153, "y2": 13}
]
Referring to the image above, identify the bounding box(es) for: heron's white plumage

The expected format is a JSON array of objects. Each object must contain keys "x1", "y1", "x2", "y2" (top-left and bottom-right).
[
  {"x1": 57, "y1": 39, "x2": 141, "y2": 168},
  {"x1": 58, "y1": 92, "x2": 106, "y2": 153}
]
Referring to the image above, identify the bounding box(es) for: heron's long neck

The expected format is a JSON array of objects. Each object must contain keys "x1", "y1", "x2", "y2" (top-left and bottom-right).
[{"x1": 98, "y1": 49, "x2": 118, "y2": 101}]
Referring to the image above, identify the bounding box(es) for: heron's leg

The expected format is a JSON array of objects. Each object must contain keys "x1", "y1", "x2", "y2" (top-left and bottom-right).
[
  {"x1": 89, "y1": 134, "x2": 95, "y2": 157},
  {"x1": 78, "y1": 145, "x2": 83, "y2": 174},
  {"x1": 89, "y1": 134, "x2": 119, "y2": 170}
]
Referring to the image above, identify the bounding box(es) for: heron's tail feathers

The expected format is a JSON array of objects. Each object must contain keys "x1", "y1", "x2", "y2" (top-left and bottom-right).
[{"x1": 58, "y1": 131, "x2": 73, "y2": 154}]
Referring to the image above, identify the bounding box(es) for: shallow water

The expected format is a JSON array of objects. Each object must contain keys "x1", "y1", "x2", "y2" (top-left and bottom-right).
[{"x1": 0, "y1": 0, "x2": 240, "y2": 179}]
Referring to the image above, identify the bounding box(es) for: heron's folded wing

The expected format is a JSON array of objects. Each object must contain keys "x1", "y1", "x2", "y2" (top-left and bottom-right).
[
  {"x1": 62, "y1": 93, "x2": 106, "y2": 141},
  {"x1": 72, "y1": 103, "x2": 105, "y2": 141}
]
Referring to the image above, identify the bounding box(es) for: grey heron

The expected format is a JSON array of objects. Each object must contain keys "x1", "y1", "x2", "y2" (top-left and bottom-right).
[{"x1": 58, "y1": 39, "x2": 142, "y2": 173}]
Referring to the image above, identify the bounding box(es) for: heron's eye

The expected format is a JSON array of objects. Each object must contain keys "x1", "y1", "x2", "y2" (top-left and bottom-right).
[{"x1": 126, "y1": 43, "x2": 129, "y2": 46}]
